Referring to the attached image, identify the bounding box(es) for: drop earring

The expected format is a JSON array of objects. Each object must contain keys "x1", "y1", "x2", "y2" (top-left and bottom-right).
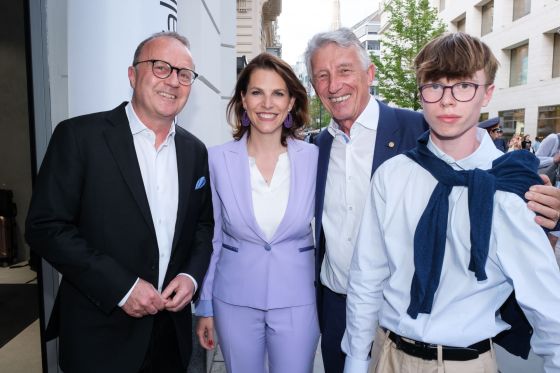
[
  {"x1": 283, "y1": 112, "x2": 293, "y2": 129},
  {"x1": 241, "y1": 111, "x2": 250, "y2": 127}
]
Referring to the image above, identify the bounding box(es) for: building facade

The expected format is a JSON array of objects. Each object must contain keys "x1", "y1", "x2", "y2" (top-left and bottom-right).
[
  {"x1": 434, "y1": 0, "x2": 560, "y2": 139},
  {"x1": 351, "y1": 10, "x2": 382, "y2": 96},
  {"x1": 236, "y1": 0, "x2": 282, "y2": 65}
]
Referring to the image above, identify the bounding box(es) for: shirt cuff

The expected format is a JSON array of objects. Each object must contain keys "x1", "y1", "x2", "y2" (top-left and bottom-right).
[
  {"x1": 178, "y1": 273, "x2": 198, "y2": 293},
  {"x1": 118, "y1": 278, "x2": 139, "y2": 307},
  {"x1": 343, "y1": 355, "x2": 371, "y2": 373},
  {"x1": 194, "y1": 299, "x2": 214, "y2": 317}
]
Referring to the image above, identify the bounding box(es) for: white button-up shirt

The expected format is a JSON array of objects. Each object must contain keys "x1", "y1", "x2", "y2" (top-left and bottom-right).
[
  {"x1": 127, "y1": 103, "x2": 178, "y2": 292},
  {"x1": 119, "y1": 103, "x2": 196, "y2": 306},
  {"x1": 249, "y1": 152, "x2": 290, "y2": 241},
  {"x1": 321, "y1": 96, "x2": 379, "y2": 294},
  {"x1": 342, "y1": 129, "x2": 560, "y2": 372}
]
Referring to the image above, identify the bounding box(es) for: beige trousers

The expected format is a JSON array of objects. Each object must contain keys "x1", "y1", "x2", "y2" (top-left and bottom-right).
[{"x1": 369, "y1": 328, "x2": 498, "y2": 373}]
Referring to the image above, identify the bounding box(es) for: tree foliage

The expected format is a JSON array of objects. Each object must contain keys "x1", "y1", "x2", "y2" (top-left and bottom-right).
[
  {"x1": 372, "y1": 0, "x2": 446, "y2": 110},
  {"x1": 308, "y1": 95, "x2": 331, "y2": 130}
]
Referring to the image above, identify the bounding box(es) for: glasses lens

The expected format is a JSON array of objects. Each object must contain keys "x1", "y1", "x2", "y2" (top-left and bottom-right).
[
  {"x1": 152, "y1": 60, "x2": 172, "y2": 79},
  {"x1": 452, "y1": 83, "x2": 477, "y2": 102},
  {"x1": 178, "y1": 69, "x2": 195, "y2": 85},
  {"x1": 420, "y1": 84, "x2": 443, "y2": 103}
]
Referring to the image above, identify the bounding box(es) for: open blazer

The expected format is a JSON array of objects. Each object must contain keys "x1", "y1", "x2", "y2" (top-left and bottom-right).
[
  {"x1": 197, "y1": 134, "x2": 319, "y2": 315},
  {"x1": 25, "y1": 102, "x2": 214, "y2": 373}
]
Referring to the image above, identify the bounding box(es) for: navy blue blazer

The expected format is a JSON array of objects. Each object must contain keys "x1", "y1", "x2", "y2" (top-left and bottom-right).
[{"x1": 313, "y1": 99, "x2": 427, "y2": 312}]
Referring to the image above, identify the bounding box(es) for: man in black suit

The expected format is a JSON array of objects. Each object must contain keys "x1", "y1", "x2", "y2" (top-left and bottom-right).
[{"x1": 25, "y1": 31, "x2": 213, "y2": 373}]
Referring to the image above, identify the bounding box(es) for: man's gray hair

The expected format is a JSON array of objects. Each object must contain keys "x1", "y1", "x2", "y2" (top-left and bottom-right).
[
  {"x1": 304, "y1": 27, "x2": 371, "y2": 78},
  {"x1": 132, "y1": 31, "x2": 190, "y2": 65}
]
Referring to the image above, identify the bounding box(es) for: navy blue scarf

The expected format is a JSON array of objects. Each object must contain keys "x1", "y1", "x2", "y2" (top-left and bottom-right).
[{"x1": 404, "y1": 131, "x2": 542, "y2": 319}]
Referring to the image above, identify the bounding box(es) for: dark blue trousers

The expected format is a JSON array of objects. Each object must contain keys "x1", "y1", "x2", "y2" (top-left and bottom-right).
[{"x1": 320, "y1": 285, "x2": 347, "y2": 373}]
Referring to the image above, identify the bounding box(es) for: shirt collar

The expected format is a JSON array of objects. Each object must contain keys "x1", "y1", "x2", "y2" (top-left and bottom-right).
[
  {"x1": 427, "y1": 128, "x2": 496, "y2": 170},
  {"x1": 125, "y1": 102, "x2": 176, "y2": 139},
  {"x1": 327, "y1": 96, "x2": 379, "y2": 140}
]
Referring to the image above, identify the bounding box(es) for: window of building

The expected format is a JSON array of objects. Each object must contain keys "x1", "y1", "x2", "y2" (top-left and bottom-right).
[
  {"x1": 479, "y1": 113, "x2": 489, "y2": 122},
  {"x1": 537, "y1": 105, "x2": 560, "y2": 137},
  {"x1": 367, "y1": 25, "x2": 379, "y2": 34},
  {"x1": 481, "y1": 1, "x2": 494, "y2": 36},
  {"x1": 237, "y1": 0, "x2": 249, "y2": 13},
  {"x1": 553, "y1": 33, "x2": 560, "y2": 78},
  {"x1": 498, "y1": 108, "x2": 525, "y2": 136},
  {"x1": 509, "y1": 43, "x2": 529, "y2": 87},
  {"x1": 366, "y1": 40, "x2": 380, "y2": 51},
  {"x1": 456, "y1": 17, "x2": 466, "y2": 33},
  {"x1": 513, "y1": 0, "x2": 531, "y2": 21},
  {"x1": 439, "y1": 0, "x2": 445, "y2": 12}
]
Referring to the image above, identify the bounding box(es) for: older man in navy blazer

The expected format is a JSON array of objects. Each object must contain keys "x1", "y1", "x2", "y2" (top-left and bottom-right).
[{"x1": 304, "y1": 28, "x2": 560, "y2": 373}]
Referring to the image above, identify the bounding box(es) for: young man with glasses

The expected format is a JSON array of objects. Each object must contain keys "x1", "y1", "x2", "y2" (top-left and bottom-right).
[
  {"x1": 342, "y1": 32, "x2": 560, "y2": 373},
  {"x1": 26, "y1": 32, "x2": 213, "y2": 373}
]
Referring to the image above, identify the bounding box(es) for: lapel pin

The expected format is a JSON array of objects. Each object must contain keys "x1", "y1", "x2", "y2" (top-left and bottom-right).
[{"x1": 387, "y1": 141, "x2": 395, "y2": 148}]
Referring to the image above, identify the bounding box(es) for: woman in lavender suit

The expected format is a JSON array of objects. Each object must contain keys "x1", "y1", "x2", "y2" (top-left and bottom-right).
[{"x1": 195, "y1": 53, "x2": 319, "y2": 373}]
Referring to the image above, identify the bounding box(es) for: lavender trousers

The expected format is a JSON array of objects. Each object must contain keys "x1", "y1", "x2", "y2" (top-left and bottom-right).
[{"x1": 213, "y1": 298, "x2": 320, "y2": 373}]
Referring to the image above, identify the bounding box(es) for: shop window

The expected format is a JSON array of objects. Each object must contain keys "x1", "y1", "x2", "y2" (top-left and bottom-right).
[
  {"x1": 498, "y1": 108, "x2": 525, "y2": 136},
  {"x1": 537, "y1": 105, "x2": 560, "y2": 137}
]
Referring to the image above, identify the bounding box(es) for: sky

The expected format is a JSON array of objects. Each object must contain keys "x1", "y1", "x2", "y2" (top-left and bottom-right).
[{"x1": 277, "y1": 0, "x2": 380, "y2": 65}]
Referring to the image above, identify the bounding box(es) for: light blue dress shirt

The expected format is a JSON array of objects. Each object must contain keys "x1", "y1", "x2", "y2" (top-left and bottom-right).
[{"x1": 343, "y1": 129, "x2": 560, "y2": 372}]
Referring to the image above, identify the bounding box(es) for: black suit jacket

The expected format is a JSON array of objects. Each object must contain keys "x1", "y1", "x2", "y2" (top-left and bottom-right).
[{"x1": 25, "y1": 102, "x2": 214, "y2": 373}]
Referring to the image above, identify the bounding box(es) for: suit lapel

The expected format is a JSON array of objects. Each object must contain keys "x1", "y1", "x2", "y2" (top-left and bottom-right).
[
  {"x1": 270, "y1": 138, "x2": 300, "y2": 242},
  {"x1": 225, "y1": 135, "x2": 268, "y2": 241},
  {"x1": 103, "y1": 104, "x2": 156, "y2": 237},
  {"x1": 314, "y1": 130, "x2": 333, "y2": 244},
  {"x1": 372, "y1": 101, "x2": 403, "y2": 176},
  {"x1": 172, "y1": 129, "x2": 194, "y2": 252}
]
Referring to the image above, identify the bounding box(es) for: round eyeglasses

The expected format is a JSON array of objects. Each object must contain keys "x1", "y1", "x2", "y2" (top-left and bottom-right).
[
  {"x1": 418, "y1": 82, "x2": 490, "y2": 103},
  {"x1": 133, "y1": 59, "x2": 198, "y2": 86}
]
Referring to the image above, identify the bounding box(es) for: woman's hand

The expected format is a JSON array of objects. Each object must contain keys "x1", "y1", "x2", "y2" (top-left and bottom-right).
[{"x1": 196, "y1": 316, "x2": 216, "y2": 350}]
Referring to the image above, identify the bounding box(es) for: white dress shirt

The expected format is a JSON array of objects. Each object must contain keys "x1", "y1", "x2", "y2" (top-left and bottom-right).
[
  {"x1": 343, "y1": 129, "x2": 560, "y2": 372},
  {"x1": 321, "y1": 96, "x2": 379, "y2": 294},
  {"x1": 249, "y1": 153, "x2": 290, "y2": 241},
  {"x1": 119, "y1": 103, "x2": 196, "y2": 306}
]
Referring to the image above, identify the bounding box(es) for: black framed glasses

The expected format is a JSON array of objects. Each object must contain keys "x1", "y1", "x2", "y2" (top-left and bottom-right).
[
  {"x1": 418, "y1": 82, "x2": 490, "y2": 103},
  {"x1": 133, "y1": 59, "x2": 198, "y2": 86},
  {"x1": 491, "y1": 127, "x2": 503, "y2": 133}
]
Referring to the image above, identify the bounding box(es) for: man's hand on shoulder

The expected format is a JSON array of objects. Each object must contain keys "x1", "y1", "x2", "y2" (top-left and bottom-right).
[
  {"x1": 526, "y1": 176, "x2": 560, "y2": 230},
  {"x1": 121, "y1": 278, "x2": 165, "y2": 318},
  {"x1": 162, "y1": 275, "x2": 195, "y2": 312}
]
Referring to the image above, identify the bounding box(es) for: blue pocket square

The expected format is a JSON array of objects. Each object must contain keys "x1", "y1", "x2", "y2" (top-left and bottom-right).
[{"x1": 195, "y1": 176, "x2": 206, "y2": 190}]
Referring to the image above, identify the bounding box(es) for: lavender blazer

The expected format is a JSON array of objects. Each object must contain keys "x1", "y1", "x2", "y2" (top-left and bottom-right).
[{"x1": 196, "y1": 134, "x2": 318, "y2": 316}]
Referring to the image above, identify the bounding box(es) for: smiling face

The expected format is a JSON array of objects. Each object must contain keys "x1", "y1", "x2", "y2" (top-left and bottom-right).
[
  {"x1": 128, "y1": 36, "x2": 194, "y2": 129},
  {"x1": 241, "y1": 68, "x2": 295, "y2": 139},
  {"x1": 310, "y1": 42, "x2": 374, "y2": 134},
  {"x1": 421, "y1": 69, "x2": 495, "y2": 157}
]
